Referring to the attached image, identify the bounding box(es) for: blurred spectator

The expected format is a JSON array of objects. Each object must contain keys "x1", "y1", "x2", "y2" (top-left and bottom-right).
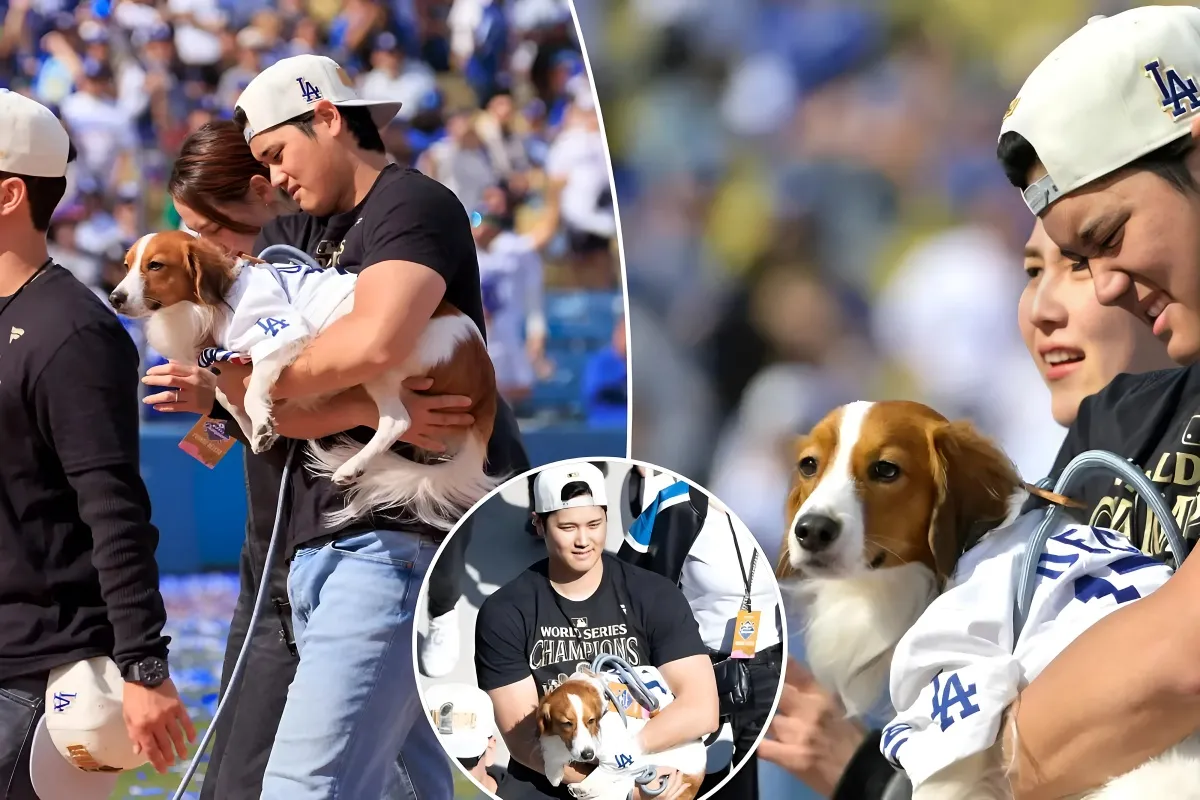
[
  {"x1": 356, "y1": 30, "x2": 437, "y2": 120},
  {"x1": 418, "y1": 107, "x2": 500, "y2": 219},
  {"x1": 582, "y1": 313, "x2": 628, "y2": 428},
  {"x1": 545, "y1": 83, "x2": 617, "y2": 288},
  {"x1": 475, "y1": 180, "x2": 556, "y2": 405}
]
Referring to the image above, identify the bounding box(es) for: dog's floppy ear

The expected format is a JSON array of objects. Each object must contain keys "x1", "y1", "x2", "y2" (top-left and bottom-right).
[
  {"x1": 185, "y1": 236, "x2": 233, "y2": 306},
  {"x1": 536, "y1": 699, "x2": 552, "y2": 737},
  {"x1": 926, "y1": 420, "x2": 1022, "y2": 581},
  {"x1": 777, "y1": 434, "x2": 815, "y2": 580}
]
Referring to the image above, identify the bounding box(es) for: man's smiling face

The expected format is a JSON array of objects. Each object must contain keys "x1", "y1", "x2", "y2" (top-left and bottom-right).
[
  {"x1": 247, "y1": 103, "x2": 347, "y2": 217},
  {"x1": 1035, "y1": 149, "x2": 1200, "y2": 365}
]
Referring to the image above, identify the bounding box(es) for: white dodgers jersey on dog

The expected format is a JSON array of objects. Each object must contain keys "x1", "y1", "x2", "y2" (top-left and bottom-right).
[
  {"x1": 215, "y1": 262, "x2": 357, "y2": 364},
  {"x1": 881, "y1": 516, "x2": 1175, "y2": 788}
]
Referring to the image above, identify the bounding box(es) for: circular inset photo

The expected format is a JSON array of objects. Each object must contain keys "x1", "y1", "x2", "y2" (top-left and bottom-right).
[{"x1": 412, "y1": 457, "x2": 788, "y2": 800}]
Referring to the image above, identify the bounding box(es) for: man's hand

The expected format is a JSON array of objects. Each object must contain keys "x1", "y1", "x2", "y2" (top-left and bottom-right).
[
  {"x1": 214, "y1": 364, "x2": 474, "y2": 450},
  {"x1": 633, "y1": 768, "x2": 688, "y2": 800},
  {"x1": 142, "y1": 361, "x2": 217, "y2": 414},
  {"x1": 756, "y1": 658, "x2": 865, "y2": 795},
  {"x1": 398, "y1": 377, "x2": 475, "y2": 452},
  {"x1": 123, "y1": 679, "x2": 196, "y2": 774}
]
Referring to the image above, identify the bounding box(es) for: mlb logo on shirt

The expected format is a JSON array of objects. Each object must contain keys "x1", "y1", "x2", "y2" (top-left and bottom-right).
[
  {"x1": 297, "y1": 76, "x2": 323, "y2": 104},
  {"x1": 1183, "y1": 416, "x2": 1200, "y2": 447},
  {"x1": 572, "y1": 617, "x2": 588, "y2": 628}
]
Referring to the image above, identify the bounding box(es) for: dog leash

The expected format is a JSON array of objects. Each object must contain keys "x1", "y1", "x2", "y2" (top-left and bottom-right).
[{"x1": 1014, "y1": 449, "x2": 1188, "y2": 637}]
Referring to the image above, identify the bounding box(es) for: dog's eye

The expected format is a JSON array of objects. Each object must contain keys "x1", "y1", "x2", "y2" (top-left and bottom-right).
[
  {"x1": 870, "y1": 460, "x2": 901, "y2": 482},
  {"x1": 587, "y1": 718, "x2": 597, "y2": 725},
  {"x1": 798, "y1": 456, "x2": 818, "y2": 478},
  {"x1": 147, "y1": 261, "x2": 164, "y2": 271}
]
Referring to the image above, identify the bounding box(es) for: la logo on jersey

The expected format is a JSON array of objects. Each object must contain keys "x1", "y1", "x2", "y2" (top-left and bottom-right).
[
  {"x1": 297, "y1": 76, "x2": 323, "y2": 104},
  {"x1": 1145, "y1": 60, "x2": 1200, "y2": 119}
]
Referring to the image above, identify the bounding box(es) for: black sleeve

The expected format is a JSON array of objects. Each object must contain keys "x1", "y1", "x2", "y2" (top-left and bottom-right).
[
  {"x1": 35, "y1": 321, "x2": 170, "y2": 670},
  {"x1": 475, "y1": 584, "x2": 532, "y2": 691},
  {"x1": 618, "y1": 485, "x2": 707, "y2": 584},
  {"x1": 634, "y1": 569, "x2": 708, "y2": 666},
  {"x1": 358, "y1": 176, "x2": 471, "y2": 283},
  {"x1": 831, "y1": 729, "x2": 902, "y2": 800}
]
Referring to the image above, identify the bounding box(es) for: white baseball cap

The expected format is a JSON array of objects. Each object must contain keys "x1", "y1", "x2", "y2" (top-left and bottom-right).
[
  {"x1": 1001, "y1": 5, "x2": 1200, "y2": 216},
  {"x1": 533, "y1": 462, "x2": 608, "y2": 513},
  {"x1": 425, "y1": 683, "x2": 495, "y2": 760},
  {"x1": 0, "y1": 89, "x2": 71, "y2": 178},
  {"x1": 235, "y1": 54, "x2": 403, "y2": 143},
  {"x1": 29, "y1": 656, "x2": 146, "y2": 799}
]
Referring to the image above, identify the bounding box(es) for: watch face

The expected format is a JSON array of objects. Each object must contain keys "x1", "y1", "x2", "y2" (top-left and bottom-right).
[{"x1": 141, "y1": 658, "x2": 167, "y2": 684}]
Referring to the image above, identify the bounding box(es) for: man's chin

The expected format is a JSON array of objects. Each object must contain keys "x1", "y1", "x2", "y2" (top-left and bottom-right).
[{"x1": 1166, "y1": 329, "x2": 1200, "y2": 366}]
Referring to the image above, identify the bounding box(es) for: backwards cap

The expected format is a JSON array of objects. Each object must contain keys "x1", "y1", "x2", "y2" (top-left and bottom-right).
[{"x1": 1000, "y1": 5, "x2": 1200, "y2": 216}]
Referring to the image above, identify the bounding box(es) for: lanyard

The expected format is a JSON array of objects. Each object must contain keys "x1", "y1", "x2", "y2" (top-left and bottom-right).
[
  {"x1": 0, "y1": 259, "x2": 51, "y2": 323},
  {"x1": 727, "y1": 513, "x2": 757, "y2": 613}
]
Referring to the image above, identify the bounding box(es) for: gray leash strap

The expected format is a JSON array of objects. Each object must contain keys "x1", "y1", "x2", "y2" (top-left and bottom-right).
[
  {"x1": 1015, "y1": 449, "x2": 1187, "y2": 638},
  {"x1": 255, "y1": 243, "x2": 322, "y2": 269}
]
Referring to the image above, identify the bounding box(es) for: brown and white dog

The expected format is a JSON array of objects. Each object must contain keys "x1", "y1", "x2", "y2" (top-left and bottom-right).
[
  {"x1": 775, "y1": 400, "x2": 1024, "y2": 718},
  {"x1": 109, "y1": 230, "x2": 501, "y2": 529},
  {"x1": 536, "y1": 669, "x2": 706, "y2": 799}
]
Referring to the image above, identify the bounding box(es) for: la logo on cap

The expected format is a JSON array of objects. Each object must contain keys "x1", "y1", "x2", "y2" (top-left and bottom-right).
[
  {"x1": 1144, "y1": 59, "x2": 1200, "y2": 119},
  {"x1": 297, "y1": 76, "x2": 323, "y2": 104}
]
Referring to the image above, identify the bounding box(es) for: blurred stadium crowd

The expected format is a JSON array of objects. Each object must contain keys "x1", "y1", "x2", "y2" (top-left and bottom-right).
[
  {"x1": 0, "y1": 0, "x2": 625, "y2": 429},
  {"x1": 579, "y1": 0, "x2": 1169, "y2": 562}
]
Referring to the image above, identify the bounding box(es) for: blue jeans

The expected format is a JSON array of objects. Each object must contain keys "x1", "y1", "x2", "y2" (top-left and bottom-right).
[{"x1": 260, "y1": 530, "x2": 453, "y2": 800}]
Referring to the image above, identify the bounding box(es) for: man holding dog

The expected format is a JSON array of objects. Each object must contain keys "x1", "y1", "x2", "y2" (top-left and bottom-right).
[
  {"x1": 985, "y1": 6, "x2": 1200, "y2": 797},
  {"x1": 476, "y1": 462, "x2": 718, "y2": 800},
  {"x1": 210, "y1": 54, "x2": 529, "y2": 798},
  {"x1": 0, "y1": 90, "x2": 194, "y2": 798},
  {"x1": 771, "y1": 8, "x2": 1200, "y2": 798}
]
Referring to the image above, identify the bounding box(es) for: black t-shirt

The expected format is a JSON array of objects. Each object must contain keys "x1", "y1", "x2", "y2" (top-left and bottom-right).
[
  {"x1": 0, "y1": 264, "x2": 170, "y2": 680},
  {"x1": 475, "y1": 553, "x2": 707, "y2": 797},
  {"x1": 253, "y1": 164, "x2": 529, "y2": 551},
  {"x1": 1022, "y1": 364, "x2": 1200, "y2": 557}
]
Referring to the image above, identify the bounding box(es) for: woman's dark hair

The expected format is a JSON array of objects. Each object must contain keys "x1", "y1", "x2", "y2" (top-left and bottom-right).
[
  {"x1": 169, "y1": 121, "x2": 269, "y2": 235},
  {"x1": 997, "y1": 130, "x2": 1198, "y2": 194},
  {"x1": 0, "y1": 141, "x2": 78, "y2": 232},
  {"x1": 537, "y1": 481, "x2": 605, "y2": 526},
  {"x1": 232, "y1": 106, "x2": 387, "y2": 154}
]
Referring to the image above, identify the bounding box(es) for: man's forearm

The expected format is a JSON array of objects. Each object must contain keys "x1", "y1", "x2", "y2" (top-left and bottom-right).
[
  {"x1": 1006, "y1": 584, "x2": 1200, "y2": 799},
  {"x1": 271, "y1": 388, "x2": 379, "y2": 439},
  {"x1": 72, "y1": 465, "x2": 170, "y2": 670},
  {"x1": 271, "y1": 314, "x2": 390, "y2": 401},
  {"x1": 637, "y1": 691, "x2": 719, "y2": 755}
]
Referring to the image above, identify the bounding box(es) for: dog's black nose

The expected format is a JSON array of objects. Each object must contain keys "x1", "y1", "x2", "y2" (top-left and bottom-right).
[
  {"x1": 580, "y1": 747, "x2": 594, "y2": 761},
  {"x1": 794, "y1": 514, "x2": 841, "y2": 552},
  {"x1": 108, "y1": 289, "x2": 126, "y2": 308}
]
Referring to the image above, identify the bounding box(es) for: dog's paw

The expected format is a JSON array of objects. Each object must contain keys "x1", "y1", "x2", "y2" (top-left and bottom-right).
[
  {"x1": 249, "y1": 419, "x2": 278, "y2": 454},
  {"x1": 332, "y1": 460, "x2": 366, "y2": 485}
]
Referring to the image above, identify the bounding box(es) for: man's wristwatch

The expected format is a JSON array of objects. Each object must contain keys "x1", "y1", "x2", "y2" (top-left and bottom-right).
[{"x1": 123, "y1": 657, "x2": 169, "y2": 688}]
